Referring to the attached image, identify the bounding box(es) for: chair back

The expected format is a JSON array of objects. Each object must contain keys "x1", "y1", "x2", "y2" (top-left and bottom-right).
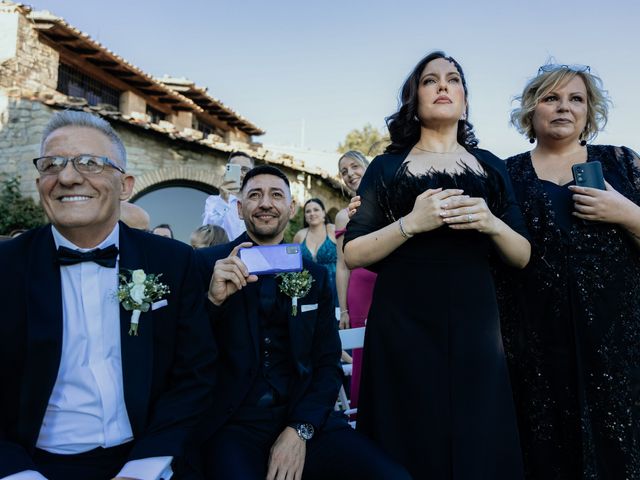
[{"x1": 338, "y1": 326, "x2": 365, "y2": 350}]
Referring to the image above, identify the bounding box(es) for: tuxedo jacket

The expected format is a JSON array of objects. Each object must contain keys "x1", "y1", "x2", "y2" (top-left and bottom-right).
[
  {"x1": 195, "y1": 233, "x2": 343, "y2": 437},
  {"x1": 0, "y1": 222, "x2": 216, "y2": 477}
]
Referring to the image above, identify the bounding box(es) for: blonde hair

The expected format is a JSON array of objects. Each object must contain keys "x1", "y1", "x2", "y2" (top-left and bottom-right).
[
  {"x1": 338, "y1": 151, "x2": 369, "y2": 171},
  {"x1": 190, "y1": 225, "x2": 229, "y2": 248},
  {"x1": 510, "y1": 67, "x2": 611, "y2": 142}
]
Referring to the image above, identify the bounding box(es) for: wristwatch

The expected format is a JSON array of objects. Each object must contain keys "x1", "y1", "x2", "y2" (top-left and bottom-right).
[{"x1": 290, "y1": 422, "x2": 315, "y2": 441}]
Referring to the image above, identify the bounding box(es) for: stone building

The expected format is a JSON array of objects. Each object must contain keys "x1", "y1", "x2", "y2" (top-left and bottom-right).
[{"x1": 0, "y1": 2, "x2": 346, "y2": 240}]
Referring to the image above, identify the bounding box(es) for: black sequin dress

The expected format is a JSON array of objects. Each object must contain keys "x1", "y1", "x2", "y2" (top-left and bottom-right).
[
  {"x1": 344, "y1": 148, "x2": 528, "y2": 480},
  {"x1": 500, "y1": 145, "x2": 640, "y2": 480}
]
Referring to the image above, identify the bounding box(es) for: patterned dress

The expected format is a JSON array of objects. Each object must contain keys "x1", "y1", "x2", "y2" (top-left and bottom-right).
[{"x1": 500, "y1": 145, "x2": 640, "y2": 480}]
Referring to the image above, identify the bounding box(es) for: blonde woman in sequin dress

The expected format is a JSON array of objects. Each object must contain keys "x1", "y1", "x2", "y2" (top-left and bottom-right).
[{"x1": 502, "y1": 64, "x2": 640, "y2": 479}]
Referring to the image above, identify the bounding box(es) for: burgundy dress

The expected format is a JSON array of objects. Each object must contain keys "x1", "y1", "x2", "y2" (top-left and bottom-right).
[{"x1": 336, "y1": 226, "x2": 377, "y2": 407}]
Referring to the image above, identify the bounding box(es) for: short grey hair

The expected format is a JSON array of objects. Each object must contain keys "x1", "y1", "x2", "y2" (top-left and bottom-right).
[{"x1": 41, "y1": 110, "x2": 127, "y2": 168}]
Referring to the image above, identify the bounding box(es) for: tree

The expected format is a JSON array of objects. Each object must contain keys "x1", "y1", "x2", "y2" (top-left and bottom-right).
[
  {"x1": 284, "y1": 207, "x2": 304, "y2": 243},
  {"x1": 337, "y1": 123, "x2": 390, "y2": 157},
  {"x1": 0, "y1": 176, "x2": 46, "y2": 235}
]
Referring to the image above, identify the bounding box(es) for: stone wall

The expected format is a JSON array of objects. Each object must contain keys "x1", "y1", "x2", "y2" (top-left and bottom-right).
[
  {"x1": 0, "y1": 8, "x2": 59, "y2": 94},
  {"x1": 0, "y1": 97, "x2": 346, "y2": 214},
  {"x1": 0, "y1": 94, "x2": 49, "y2": 198}
]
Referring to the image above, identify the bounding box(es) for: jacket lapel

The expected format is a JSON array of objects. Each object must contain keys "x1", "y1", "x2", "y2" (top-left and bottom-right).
[
  {"x1": 117, "y1": 223, "x2": 153, "y2": 436},
  {"x1": 20, "y1": 226, "x2": 63, "y2": 448}
]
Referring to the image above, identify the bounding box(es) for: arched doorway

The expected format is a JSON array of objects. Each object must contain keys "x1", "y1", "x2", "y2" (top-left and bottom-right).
[{"x1": 132, "y1": 180, "x2": 217, "y2": 243}]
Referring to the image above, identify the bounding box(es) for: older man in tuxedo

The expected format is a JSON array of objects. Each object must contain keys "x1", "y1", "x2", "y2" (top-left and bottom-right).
[
  {"x1": 196, "y1": 165, "x2": 410, "y2": 480},
  {"x1": 0, "y1": 111, "x2": 216, "y2": 480}
]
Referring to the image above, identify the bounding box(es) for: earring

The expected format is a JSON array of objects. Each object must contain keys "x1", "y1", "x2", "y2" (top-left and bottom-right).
[
  {"x1": 579, "y1": 130, "x2": 587, "y2": 146},
  {"x1": 413, "y1": 114, "x2": 419, "y2": 122}
]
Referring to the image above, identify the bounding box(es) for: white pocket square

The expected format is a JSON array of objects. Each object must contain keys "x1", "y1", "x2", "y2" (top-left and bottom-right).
[
  {"x1": 151, "y1": 299, "x2": 168, "y2": 311},
  {"x1": 301, "y1": 303, "x2": 318, "y2": 313}
]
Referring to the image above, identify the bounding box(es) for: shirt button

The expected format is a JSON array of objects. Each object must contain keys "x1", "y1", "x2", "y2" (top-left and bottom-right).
[
  {"x1": 264, "y1": 361, "x2": 271, "y2": 368},
  {"x1": 264, "y1": 337, "x2": 272, "y2": 345},
  {"x1": 264, "y1": 350, "x2": 270, "y2": 357}
]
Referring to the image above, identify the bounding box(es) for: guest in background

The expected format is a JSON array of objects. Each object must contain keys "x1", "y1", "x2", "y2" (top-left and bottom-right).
[
  {"x1": 293, "y1": 198, "x2": 338, "y2": 308},
  {"x1": 334, "y1": 150, "x2": 375, "y2": 408},
  {"x1": 120, "y1": 201, "x2": 150, "y2": 230},
  {"x1": 502, "y1": 63, "x2": 640, "y2": 479},
  {"x1": 202, "y1": 152, "x2": 254, "y2": 240},
  {"x1": 152, "y1": 223, "x2": 174, "y2": 239},
  {"x1": 190, "y1": 224, "x2": 229, "y2": 249},
  {"x1": 344, "y1": 51, "x2": 529, "y2": 478}
]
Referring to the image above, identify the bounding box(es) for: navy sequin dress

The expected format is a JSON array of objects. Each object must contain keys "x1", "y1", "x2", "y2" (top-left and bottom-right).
[
  {"x1": 344, "y1": 148, "x2": 528, "y2": 479},
  {"x1": 500, "y1": 145, "x2": 640, "y2": 480}
]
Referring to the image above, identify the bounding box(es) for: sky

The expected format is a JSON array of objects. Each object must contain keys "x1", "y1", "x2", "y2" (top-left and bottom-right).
[{"x1": 28, "y1": 0, "x2": 640, "y2": 160}]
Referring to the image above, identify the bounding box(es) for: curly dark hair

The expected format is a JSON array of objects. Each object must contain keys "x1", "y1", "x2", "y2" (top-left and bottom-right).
[{"x1": 385, "y1": 51, "x2": 479, "y2": 154}]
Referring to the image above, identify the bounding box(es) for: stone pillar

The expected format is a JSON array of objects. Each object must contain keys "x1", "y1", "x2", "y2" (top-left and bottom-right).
[
  {"x1": 167, "y1": 110, "x2": 192, "y2": 131},
  {"x1": 119, "y1": 91, "x2": 146, "y2": 117}
]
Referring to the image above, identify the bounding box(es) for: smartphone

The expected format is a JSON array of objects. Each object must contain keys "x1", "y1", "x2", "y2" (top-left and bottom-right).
[
  {"x1": 224, "y1": 163, "x2": 242, "y2": 190},
  {"x1": 572, "y1": 161, "x2": 606, "y2": 190},
  {"x1": 239, "y1": 244, "x2": 303, "y2": 275}
]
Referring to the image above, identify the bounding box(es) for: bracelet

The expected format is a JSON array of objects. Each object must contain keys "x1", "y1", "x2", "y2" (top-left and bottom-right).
[
  {"x1": 340, "y1": 309, "x2": 349, "y2": 315},
  {"x1": 398, "y1": 216, "x2": 413, "y2": 239}
]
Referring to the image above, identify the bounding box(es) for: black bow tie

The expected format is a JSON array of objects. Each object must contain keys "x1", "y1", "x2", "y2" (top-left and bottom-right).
[{"x1": 56, "y1": 244, "x2": 119, "y2": 268}]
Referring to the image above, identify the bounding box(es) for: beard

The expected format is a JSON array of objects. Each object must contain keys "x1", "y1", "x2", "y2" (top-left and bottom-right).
[{"x1": 245, "y1": 217, "x2": 288, "y2": 243}]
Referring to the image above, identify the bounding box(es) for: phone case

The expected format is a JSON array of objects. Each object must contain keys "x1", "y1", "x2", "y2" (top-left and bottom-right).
[
  {"x1": 572, "y1": 161, "x2": 606, "y2": 190},
  {"x1": 239, "y1": 244, "x2": 303, "y2": 275},
  {"x1": 224, "y1": 163, "x2": 242, "y2": 186}
]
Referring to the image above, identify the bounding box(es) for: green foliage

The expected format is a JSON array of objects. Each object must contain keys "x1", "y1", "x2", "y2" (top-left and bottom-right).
[
  {"x1": 0, "y1": 176, "x2": 46, "y2": 235},
  {"x1": 337, "y1": 123, "x2": 390, "y2": 157},
  {"x1": 284, "y1": 207, "x2": 304, "y2": 243}
]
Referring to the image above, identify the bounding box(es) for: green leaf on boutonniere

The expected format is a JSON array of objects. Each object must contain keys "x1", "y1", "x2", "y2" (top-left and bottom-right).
[
  {"x1": 276, "y1": 269, "x2": 314, "y2": 315},
  {"x1": 117, "y1": 268, "x2": 170, "y2": 335}
]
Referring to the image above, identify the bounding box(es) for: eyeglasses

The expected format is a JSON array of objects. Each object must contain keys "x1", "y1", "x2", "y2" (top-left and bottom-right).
[
  {"x1": 33, "y1": 155, "x2": 126, "y2": 175},
  {"x1": 537, "y1": 64, "x2": 591, "y2": 75}
]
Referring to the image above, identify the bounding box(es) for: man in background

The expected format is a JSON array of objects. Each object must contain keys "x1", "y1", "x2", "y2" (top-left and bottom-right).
[
  {"x1": 120, "y1": 201, "x2": 150, "y2": 230},
  {"x1": 201, "y1": 152, "x2": 254, "y2": 241},
  {"x1": 151, "y1": 223, "x2": 174, "y2": 239}
]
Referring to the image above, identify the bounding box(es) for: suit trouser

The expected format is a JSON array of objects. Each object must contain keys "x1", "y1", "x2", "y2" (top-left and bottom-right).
[
  {"x1": 31, "y1": 442, "x2": 133, "y2": 480},
  {"x1": 202, "y1": 406, "x2": 412, "y2": 480}
]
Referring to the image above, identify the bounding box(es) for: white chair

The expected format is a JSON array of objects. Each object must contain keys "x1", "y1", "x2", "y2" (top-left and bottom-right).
[{"x1": 336, "y1": 326, "x2": 366, "y2": 426}]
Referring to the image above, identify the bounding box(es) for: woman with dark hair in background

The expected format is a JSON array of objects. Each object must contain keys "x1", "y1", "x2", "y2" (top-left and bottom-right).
[
  {"x1": 502, "y1": 64, "x2": 640, "y2": 479},
  {"x1": 293, "y1": 198, "x2": 338, "y2": 305},
  {"x1": 335, "y1": 150, "x2": 374, "y2": 408},
  {"x1": 344, "y1": 51, "x2": 530, "y2": 478}
]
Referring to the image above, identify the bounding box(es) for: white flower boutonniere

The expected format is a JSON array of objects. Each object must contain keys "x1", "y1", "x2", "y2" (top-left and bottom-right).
[
  {"x1": 118, "y1": 269, "x2": 170, "y2": 335},
  {"x1": 277, "y1": 269, "x2": 314, "y2": 315}
]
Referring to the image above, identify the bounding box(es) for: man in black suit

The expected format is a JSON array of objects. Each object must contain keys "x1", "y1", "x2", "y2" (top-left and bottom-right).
[
  {"x1": 196, "y1": 165, "x2": 410, "y2": 480},
  {"x1": 0, "y1": 111, "x2": 216, "y2": 480}
]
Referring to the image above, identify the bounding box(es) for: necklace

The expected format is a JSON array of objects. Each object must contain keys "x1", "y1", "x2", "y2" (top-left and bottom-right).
[{"x1": 414, "y1": 145, "x2": 464, "y2": 154}]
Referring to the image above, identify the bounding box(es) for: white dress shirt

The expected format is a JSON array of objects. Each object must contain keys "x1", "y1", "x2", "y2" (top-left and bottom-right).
[
  {"x1": 4, "y1": 224, "x2": 172, "y2": 480},
  {"x1": 202, "y1": 193, "x2": 246, "y2": 240}
]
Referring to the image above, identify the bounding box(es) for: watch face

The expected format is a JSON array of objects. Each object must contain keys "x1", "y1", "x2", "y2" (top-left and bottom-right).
[{"x1": 298, "y1": 423, "x2": 314, "y2": 440}]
